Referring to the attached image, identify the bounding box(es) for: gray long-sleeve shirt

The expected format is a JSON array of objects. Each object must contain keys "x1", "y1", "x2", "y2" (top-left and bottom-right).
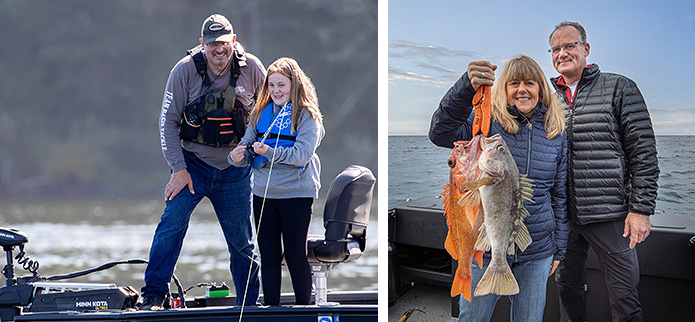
[
  {"x1": 230, "y1": 107, "x2": 325, "y2": 199},
  {"x1": 159, "y1": 45, "x2": 266, "y2": 172}
]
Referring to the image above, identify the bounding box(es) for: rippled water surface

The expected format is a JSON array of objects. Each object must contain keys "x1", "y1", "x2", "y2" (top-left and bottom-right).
[{"x1": 0, "y1": 199, "x2": 378, "y2": 297}]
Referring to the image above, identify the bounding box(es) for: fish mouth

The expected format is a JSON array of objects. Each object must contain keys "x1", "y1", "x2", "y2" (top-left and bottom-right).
[{"x1": 478, "y1": 161, "x2": 500, "y2": 178}]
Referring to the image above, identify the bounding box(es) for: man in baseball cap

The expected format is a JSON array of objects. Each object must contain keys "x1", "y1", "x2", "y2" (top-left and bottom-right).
[
  {"x1": 201, "y1": 14, "x2": 236, "y2": 44},
  {"x1": 197, "y1": 14, "x2": 238, "y2": 75},
  {"x1": 138, "y1": 12, "x2": 266, "y2": 310}
]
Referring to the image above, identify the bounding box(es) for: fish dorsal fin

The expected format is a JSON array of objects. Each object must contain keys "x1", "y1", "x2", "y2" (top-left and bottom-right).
[
  {"x1": 474, "y1": 226, "x2": 491, "y2": 252},
  {"x1": 464, "y1": 175, "x2": 493, "y2": 191},
  {"x1": 519, "y1": 174, "x2": 534, "y2": 203}
]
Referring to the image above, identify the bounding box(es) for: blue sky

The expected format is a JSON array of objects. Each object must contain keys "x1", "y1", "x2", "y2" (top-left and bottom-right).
[{"x1": 388, "y1": 0, "x2": 695, "y2": 135}]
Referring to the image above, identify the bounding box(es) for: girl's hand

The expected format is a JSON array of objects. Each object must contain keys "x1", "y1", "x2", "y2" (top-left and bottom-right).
[
  {"x1": 230, "y1": 143, "x2": 247, "y2": 162},
  {"x1": 253, "y1": 141, "x2": 269, "y2": 155}
]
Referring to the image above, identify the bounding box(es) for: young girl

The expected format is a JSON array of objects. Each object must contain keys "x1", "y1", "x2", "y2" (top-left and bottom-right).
[{"x1": 229, "y1": 57, "x2": 324, "y2": 306}]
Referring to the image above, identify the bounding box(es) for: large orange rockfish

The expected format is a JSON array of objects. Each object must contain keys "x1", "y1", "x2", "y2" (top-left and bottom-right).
[{"x1": 441, "y1": 135, "x2": 485, "y2": 302}]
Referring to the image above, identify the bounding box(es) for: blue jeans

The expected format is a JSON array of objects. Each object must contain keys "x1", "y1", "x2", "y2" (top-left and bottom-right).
[
  {"x1": 142, "y1": 150, "x2": 260, "y2": 306},
  {"x1": 458, "y1": 255, "x2": 553, "y2": 322}
]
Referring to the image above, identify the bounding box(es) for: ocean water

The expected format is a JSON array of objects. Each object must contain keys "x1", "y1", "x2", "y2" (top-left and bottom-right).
[{"x1": 388, "y1": 135, "x2": 695, "y2": 217}]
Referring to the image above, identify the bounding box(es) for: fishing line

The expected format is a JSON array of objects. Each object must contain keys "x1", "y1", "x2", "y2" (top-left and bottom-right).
[{"x1": 239, "y1": 102, "x2": 289, "y2": 320}]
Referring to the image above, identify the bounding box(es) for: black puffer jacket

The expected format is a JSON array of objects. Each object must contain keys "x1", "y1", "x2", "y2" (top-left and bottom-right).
[{"x1": 551, "y1": 64, "x2": 659, "y2": 225}]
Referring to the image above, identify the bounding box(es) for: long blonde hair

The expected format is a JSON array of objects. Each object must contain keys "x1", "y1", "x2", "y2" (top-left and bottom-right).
[
  {"x1": 250, "y1": 57, "x2": 322, "y2": 134},
  {"x1": 491, "y1": 55, "x2": 566, "y2": 139}
]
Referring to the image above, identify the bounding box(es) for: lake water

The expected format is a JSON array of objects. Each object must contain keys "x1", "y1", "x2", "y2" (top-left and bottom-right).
[
  {"x1": 0, "y1": 198, "x2": 378, "y2": 298},
  {"x1": 388, "y1": 135, "x2": 695, "y2": 218}
]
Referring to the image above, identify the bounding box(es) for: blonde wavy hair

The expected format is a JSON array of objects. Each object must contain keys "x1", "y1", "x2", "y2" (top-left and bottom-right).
[
  {"x1": 250, "y1": 57, "x2": 323, "y2": 134},
  {"x1": 491, "y1": 55, "x2": 566, "y2": 139}
]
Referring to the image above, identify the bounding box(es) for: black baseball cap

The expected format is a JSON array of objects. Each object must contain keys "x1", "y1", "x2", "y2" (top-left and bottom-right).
[{"x1": 201, "y1": 14, "x2": 235, "y2": 44}]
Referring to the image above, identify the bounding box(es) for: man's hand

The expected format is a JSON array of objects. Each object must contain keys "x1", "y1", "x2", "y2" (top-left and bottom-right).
[
  {"x1": 230, "y1": 143, "x2": 247, "y2": 163},
  {"x1": 623, "y1": 212, "x2": 651, "y2": 249},
  {"x1": 549, "y1": 260, "x2": 560, "y2": 276},
  {"x1": 165, "y1": 168, "x2": 194, "y2": 201}
]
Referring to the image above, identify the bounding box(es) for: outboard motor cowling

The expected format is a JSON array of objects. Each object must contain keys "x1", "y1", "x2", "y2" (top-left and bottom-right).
[{"x1": 0, "y1": 227, "x2": 28, "y2": 250}]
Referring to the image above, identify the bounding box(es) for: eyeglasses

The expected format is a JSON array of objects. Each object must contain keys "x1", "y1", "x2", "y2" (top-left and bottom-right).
[
  {"x1": 206, "y1": 41, "x2": 231, "y2": 48},
  {"x1": 548, "y1": 41, "x2": 585, "y2": 54}
]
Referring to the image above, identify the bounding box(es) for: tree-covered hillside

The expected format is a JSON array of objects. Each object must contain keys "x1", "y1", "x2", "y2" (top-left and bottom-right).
[{"x1": 0, "y1": 0, "x2": 378, "y2": 200}]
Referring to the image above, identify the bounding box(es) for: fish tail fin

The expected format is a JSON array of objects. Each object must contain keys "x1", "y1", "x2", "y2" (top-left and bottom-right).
[
  {"x1": 474, "y1": 261, "x2": 519, "y2": 296},
  {"x1": 451, "y1": 270, "x2": 473, "y2": 301}
]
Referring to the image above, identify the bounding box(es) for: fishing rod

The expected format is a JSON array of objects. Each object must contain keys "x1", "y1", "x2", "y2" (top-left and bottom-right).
[
  {"x1": 397, "y1": 308, "x2": 427, "y2": 322},
  {"x1": 244, "y1": 102, "x2": 291, "y2": 153}
]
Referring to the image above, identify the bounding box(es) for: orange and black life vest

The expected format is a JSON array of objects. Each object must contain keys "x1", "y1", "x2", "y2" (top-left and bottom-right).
[{"x1": 180, "y1": 43, "x2": 248, "y2": 147}]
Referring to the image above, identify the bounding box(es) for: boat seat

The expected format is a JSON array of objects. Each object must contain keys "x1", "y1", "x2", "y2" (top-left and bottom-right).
[{"x1": 306, "y1": 165, "x2": 375, "y2": 306}]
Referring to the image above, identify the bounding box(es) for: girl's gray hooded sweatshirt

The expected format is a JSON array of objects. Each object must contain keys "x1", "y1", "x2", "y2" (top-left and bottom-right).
[{"x1": 229, "y1": 107, "x2": 324, "y2": 199}]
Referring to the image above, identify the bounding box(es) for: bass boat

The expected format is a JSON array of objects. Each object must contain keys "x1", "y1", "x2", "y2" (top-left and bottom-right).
[{"x1": 1, "y1": 165, "x2": 377, "y2": 322}]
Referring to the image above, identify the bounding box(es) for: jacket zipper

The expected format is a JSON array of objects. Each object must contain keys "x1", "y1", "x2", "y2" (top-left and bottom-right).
[
  {"x1": 526, "y1": 123, "x2": 532, "y2": 172},
  {"x1": 558, "y1": 81, "x2": 577, "y2": 222}
]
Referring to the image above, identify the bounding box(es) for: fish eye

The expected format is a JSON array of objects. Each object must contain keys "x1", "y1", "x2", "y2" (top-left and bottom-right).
[
  {"x1": 497, "y1": 146, "x2": 505, "y2": 153},
  {"x1": 447, "y1": 157, "x2": 455, "y2": 168}
]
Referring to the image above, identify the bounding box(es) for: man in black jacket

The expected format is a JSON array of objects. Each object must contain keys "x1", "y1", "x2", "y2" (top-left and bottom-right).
[{"x1": 549, "y1": 21, "x2": 659, "y2": 322}]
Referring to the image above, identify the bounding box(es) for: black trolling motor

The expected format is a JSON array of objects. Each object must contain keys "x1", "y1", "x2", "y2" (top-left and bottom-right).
[{"x1": 0, "y1": 227, "x2": 144, "y2": 321}]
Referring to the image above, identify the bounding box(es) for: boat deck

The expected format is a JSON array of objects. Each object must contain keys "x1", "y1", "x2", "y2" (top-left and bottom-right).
[
  {"x1": 15, "y1": 304, "x2": 377, "y2": 322},
  {"x1": 388, "y1": 196, "x2": 695, "y2": 321},
  {"x1": 388, "y1": 282, "x2": 455, "y2": 321}
]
